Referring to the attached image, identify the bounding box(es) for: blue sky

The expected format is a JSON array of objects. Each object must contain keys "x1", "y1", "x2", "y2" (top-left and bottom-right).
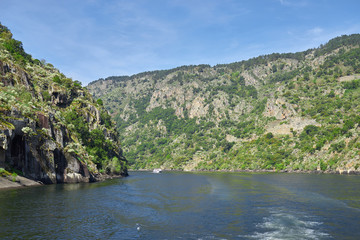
[{"x1": 1, "y1": 0, "x2": 360, "y2": 85}]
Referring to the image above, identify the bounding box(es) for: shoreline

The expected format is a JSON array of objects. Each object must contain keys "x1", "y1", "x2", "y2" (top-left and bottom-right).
[
  {"x1": 129, "y1": 168, "x2": 360, "y2": 175},
  {"x1": 0, "y1": 175, "x2": 42, "y2": 190},
  {"x1": 2, "y1": 168, "x2": 359, "y2": 190},
  {"x1": 0, "y1": 173, "x2": 127, "y2": 190}
]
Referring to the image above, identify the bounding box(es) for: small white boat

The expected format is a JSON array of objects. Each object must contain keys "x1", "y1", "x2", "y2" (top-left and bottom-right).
[{"x1": 153, "y1": 168, "x2": 162, "y2": 173}]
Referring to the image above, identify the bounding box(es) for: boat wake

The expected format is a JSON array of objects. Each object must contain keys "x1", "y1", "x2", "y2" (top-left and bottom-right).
[{"x1": 244, "y1": 208, "x2": 331, "y2": 239}]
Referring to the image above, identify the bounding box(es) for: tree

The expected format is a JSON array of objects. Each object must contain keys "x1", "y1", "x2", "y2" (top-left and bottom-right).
[
  {"x1": 272, "y1": 64, "x2": 277, "y2": 73},
  {"x1": 97, "y1": 98, "x2": 104, "y2": 106}
]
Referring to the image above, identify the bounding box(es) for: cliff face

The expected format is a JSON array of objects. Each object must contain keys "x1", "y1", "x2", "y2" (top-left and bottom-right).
[
  {"x1": 88, "y1": 34, "x2": 360, "y2": 173},
  {"x1": 0, "y1": 106, "x2": 96, "y2": 184},
  {"x1": 0, "y1": 23, "x2": 127, "y2": 185}
]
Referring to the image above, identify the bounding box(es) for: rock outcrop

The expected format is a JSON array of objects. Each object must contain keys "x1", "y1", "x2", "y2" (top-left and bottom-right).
[
  {"x1": 0, "y1": 23, "x2": 127, "y2": 187},
  {"x1": 0, "y1": 117, "x2": 96, "y2": 184}
]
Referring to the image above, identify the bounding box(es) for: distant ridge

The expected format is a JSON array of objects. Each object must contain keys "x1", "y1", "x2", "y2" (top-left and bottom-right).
[{"x1": 87, "y1": 33, "x2": 360, "y2": 172}]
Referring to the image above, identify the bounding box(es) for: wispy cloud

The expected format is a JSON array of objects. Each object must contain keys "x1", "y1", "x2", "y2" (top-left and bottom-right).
[
  {"x1": 170, "y1": 0, "x2": 250, "y2": 25},
  {"x1": 278, "y1": 0, "x2": 308, "y2": 7},
  {"x1": 308, "y1": 27, "x2": 324, "y2": 36},
  {"x1": 1, "y1": 0, "x2": 360, "y2": 84}
]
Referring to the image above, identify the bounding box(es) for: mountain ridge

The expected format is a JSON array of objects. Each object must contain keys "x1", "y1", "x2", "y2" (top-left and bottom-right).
[
  {"x1": 87, "y1": 33, "x2": 360, "y2": 173},
  {"x1": 89, "y1": 34, "x2": 360, "y2": 86}
]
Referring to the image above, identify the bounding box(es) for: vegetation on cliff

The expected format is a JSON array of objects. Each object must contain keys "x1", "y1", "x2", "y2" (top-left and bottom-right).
[
  {"x1": 88, "y1": 34, "x2": 360, "y2": 173},
  {"x1": 0, "y1": 23, "x2": 127, "y2": 184}
]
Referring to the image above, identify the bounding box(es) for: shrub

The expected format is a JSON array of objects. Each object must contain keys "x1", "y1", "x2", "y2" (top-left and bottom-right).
[
  {"x1": 97, "y1": 98, "x2": 104, "y2": 106},
  {"x1": 3, "y1": 38, "x2": 32, "y2": 64},
  {"x1": 300, "y1": 125, "x2": 319, "y2": 138},
  {"x1": 42, "y1": 90, "x2": 51, "y2": 102},
  {"x1": 21, "y1": 126, "x2": 36, "y2": 136},
  {"x1": 53, "y1": 75, "x2": 61, "y2": 84},
  {"x1": 0, "y1": 168, "x2": 11, "y2": 177},
  {"x1": 330, "y1": 141, "x2": 346, "y2": 153},
  {"x1": 11, "y1": 172, "x2": 17, "y2": 182},
  {"x1": 320, "y1": 160, "x2": 327, "y2": 171},
  {"x1": 265, "y1": 132, "x2": 274, "y2": 139},
  {"x1": 342, "y1": 119, "x2": 355, "y2": 133},
  {"x1": 328, "y1": 90, "x2": 335, "y2": 98},
  {"x1": 343, "y1": 79, "x2": 360, "y2": 89}
]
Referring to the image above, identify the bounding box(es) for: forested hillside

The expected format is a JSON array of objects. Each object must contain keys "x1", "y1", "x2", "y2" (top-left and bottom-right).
[
  {"x1": 88, "y1": 34, "x2": 360, "y2": 173},
  {"x1": 0, "y1": 23, "x2": 127, "y2": 185}
]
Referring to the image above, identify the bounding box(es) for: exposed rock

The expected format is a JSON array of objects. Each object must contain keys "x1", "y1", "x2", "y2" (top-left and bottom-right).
[
  {"x1": 263, "y1": 98, "x2": 296, "y2": 120},
  {"x1": 0, "y1": 175, "x2": 41, "y2": 189},
  {"x1": 0, "y1": 108, "x2": 121, "y2": 185},
  {"x1": 266, "y1": 117, "x2": 320, "y2": 135},
  {"x1": 188, "y1": 96, "x2": 208, "y2": 118},
  {"x1": 38, "y1": 113, "x2": 49, "y2": 129},
  {"x1": 226, "y1": 134, "x2": 239, "y2": 143},
  {"x1": 338, "y1": 74, "x2": 360, "y2": 82},
  {"x1": 0, "y1": 24, "x2": 128, "y2": 186},
  {"x1": 156, "y1": 119, "x2": 167, "y2": 135}
]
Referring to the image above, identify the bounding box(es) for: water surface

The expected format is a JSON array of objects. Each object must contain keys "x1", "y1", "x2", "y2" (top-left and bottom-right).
[{"x1": 1, "y1": 171, "x2": 360, "y2": 239}]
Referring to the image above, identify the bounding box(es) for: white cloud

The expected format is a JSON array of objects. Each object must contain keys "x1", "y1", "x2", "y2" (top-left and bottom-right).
[
  {"x1": 308, "y1": 27, "x2": 324, "y2": 36},
  {"x1": 278, "y1": 0, "x2": 308, "y2": 7}
]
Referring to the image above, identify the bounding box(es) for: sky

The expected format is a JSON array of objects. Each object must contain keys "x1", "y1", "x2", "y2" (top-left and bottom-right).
[{"x1": 0, "y1": 0, "x2": 360, "y2": 85}]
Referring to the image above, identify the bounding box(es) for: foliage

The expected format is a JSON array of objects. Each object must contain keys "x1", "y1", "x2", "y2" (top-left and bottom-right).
[
  {"x1": 314, "y1": 34, "x2": 360, "y2": 57},
  {"x1": 343, "y1": 79, "x2": 360, "y2": 90},
  {"x1": 87, "y1": 33, "x2": 360, "y2": 172},
  {"x1": 21, "y1": 127, "x2": 36, "y2": 136},
  {"x1": 64, "y1": 109, "x2": 118, "y2": 169},
  {"x1": 3, "y1": 38, "x2": 32, "y2": 64},
  {"x1": 0, "y1": 22, "x2": 127, "y2": 175},
  {"x1": 96, "y1": 98, "x2": 104, "y2": 106},
  {"x1": 0, "y1": 168, "x2": 11, "y2": 177},
  {"x1": 269, "y1": 69, "x2": 299, "y2": 83}
]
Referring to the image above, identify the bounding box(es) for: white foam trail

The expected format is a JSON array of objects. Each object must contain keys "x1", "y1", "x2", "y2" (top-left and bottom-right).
[{"x1": 244, "y1": 209, "x2": 331, "y2": 239}]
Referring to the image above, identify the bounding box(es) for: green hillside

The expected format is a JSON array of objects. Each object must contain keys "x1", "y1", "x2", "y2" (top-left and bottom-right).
[
  {"x1": 88, "y1": 34, "x2": 360, "y2": 173},
  {"x1": 0, "y1": 23, "x2": 127, "y2": 184}
]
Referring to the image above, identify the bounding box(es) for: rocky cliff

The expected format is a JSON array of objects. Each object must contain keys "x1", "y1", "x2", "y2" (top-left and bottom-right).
[
  {"x1": 88, "y1": 34, "x2": 360, "y2": 173},
  {"x1": 0, "y1": 23, "x2": 127, "y2": 186}
]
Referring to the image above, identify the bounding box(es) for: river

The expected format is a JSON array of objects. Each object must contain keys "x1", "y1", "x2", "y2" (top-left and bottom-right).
[{"x1": 1, "y1": 171, "x2": 360, "y2": 239}]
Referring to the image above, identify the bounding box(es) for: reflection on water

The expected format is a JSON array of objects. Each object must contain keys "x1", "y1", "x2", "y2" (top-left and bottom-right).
[{"x1": 1, "y1": 172, "x2": 360, "y2": 239}]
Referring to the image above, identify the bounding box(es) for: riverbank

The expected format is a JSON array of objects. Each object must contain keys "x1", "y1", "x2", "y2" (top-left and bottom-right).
[
  {"x1": 130, "y1": 168, "x2": 360, "y2": 175},
  {"x1": 0, "y1": 175, "x2": 42, "y2": 190},
  {"x1": 0, "y1": 173, "x2": 127, "y2": 190}
]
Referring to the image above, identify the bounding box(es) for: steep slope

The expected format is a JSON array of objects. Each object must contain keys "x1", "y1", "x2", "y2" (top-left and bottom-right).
[
  {"x1": 0, "y1": 23, "x2": 128, "y2": 186},
  {"x1": 88, "y1": 34, "x2": 360, "y2": 173}
]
